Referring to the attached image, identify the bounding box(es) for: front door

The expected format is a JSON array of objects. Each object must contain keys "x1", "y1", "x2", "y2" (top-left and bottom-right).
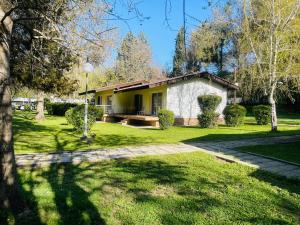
[
  {"x1": 134, "y1": 94, "x2": 143, "y2": 114},
  {"x1": 151, "y1": 93, "x2": 162, "y2": 115}
]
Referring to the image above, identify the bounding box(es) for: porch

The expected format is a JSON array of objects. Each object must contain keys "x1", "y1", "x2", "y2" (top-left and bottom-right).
[
  {"x1": 113, "y1": 114, "x2": 159, "y2": 128},
  {"x1": 96, "y1": 109, "x2": 160, "y2": 128}
]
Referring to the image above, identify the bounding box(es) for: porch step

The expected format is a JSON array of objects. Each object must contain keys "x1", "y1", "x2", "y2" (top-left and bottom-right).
[{"x1": 118, "y1": 118, "x2": 128, "y2": 125}]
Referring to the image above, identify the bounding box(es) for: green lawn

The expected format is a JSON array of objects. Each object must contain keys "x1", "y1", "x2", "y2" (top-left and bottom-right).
[
  {"x1": 236, "y1": 141, "x2": 300, "y2": 165},
  {"x1": 14, "y1": 111, "x2": 300, "y2": 154},
  {"x1": 2, "y1": 152, "x2": 300, "y2": 225}
]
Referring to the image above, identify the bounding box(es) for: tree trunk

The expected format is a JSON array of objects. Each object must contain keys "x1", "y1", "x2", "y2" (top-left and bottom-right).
[
  {"x1": 269, "y1": 86, "x2": 278, "y2": 132},
  {"x1": 0, "y1": 7, "x2": 24, "y2": 211},
  {"x1": 35, "y1": 90, "x2": 45, "y2": 120}
]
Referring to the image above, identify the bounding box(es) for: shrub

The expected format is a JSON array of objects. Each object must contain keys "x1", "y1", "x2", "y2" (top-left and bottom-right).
[
  {"x1": 24, "y1": 104, "x2": 31, "y2": 111},
  {"x1": 158, "y1": 109, "x2": 175, "y2": 130},
  {"x1": 47, "y1": 103, "x2": 77, "y2": 116},
  {"x1": 197, "y1": 94, "x2": 222, "y2": 128},
  {"x1": 223, "y1": 104, "x2": 247, "y2": 127},
  {"x1": 197, "y1": 95, "x2": 222, "y2": 113},
  {"x1": 198, "y1": 112, "x2": 219, "y2": 128},
  {"x1": 253, "y1": 105, "x2": 271, "y2": 125},
  {"x1": 65, "y1": 105, "x2": 104, "y2": 132}
]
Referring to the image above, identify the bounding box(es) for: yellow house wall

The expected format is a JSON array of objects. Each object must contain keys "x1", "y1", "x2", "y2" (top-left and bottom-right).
[
  {"x1": 94, "y1": 86, "x2": 167, "y2": 115},
  {"x1": 94, "y1": 90, "x2": 113, "y2": 105}
]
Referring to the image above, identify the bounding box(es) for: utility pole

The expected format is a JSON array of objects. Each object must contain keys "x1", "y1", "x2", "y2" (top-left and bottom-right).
[
  {"x1": 82, "y1": 58, "x2": 94, "y2": 139},
  {"x1": 234, "y1": 68, "x2": 237, "y2": 104},
  {"x1": 183, "y1": 0, "x2": 187, "y2": 71}
]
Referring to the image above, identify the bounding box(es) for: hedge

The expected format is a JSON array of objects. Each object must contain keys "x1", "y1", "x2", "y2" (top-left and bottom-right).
[
  {"x1": 65, "y1": 105, "x2": 104, "y2": 132},
  {"x1": 253, "y1": 105, "x2": 271, "y2": 125},
  {"x1": 158, "y1": 109, "x2": 175, "y2": 130},
  {"x1": 197, "y1": 94, "x2": 222, "y2": 128},
  {"x1": 223, "y1": 104, "x2": 247, "y2": 127},
  {"x1": 198, "y1": 112, "x2": 219, "y2": 128},
  {"x1": 47, "y1": 103, "x2": 77, "y2": 116},
  {"x1": 197, "y1": 95, "x2": 222, "y2": 113}
]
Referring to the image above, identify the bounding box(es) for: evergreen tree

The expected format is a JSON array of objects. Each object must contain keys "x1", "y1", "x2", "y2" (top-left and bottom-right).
[
  {"x1": 116, "y1": 32, "x2": 153, "y2": 82},
  {"x1": 172, "y1": 27, "x2": 186, "y2": 76}
]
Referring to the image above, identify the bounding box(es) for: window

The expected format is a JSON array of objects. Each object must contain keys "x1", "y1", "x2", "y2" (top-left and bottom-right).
[
  {"x1": 134, "y1": 94, "x2": 143, "y2": 114},
  {"x1": 151, "y1": 93, "x2": 162, "y2": 115},
  {"x1": 106, "y1": 95, "x2": 112, "y2": 105},
  {"x1": 97, "y1": 96, "x2": 102, "y2": 105}
]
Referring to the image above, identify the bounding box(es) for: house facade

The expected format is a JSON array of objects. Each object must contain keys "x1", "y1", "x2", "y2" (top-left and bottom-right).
[{"x1": 83, "y1": 72, "x2": 238, "y2": 126}]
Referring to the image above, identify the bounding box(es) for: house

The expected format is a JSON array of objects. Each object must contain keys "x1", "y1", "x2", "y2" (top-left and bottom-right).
[{"x1": 81, "y1": 72, "x2": 238, "y2": 127}]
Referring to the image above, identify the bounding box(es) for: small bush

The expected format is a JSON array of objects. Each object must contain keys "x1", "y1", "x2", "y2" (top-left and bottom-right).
[
  {"x1": 158, "y1": 109, "x2": 175, "y2": 130},
  {"x1": 197, "y1": 95, "x2": 222, "y2": 113},
  {"x1": 223, "y1": 104, "x2": 247, "y2": 127},
  {"x1": 198, "y1": 112, "x2": 219, "y2": 128},
  {"x1": 253, "y1": 105, "x2": 271, "y2": 125},
  {"x1": 47, "y1": 103, "x2": 77, "y2": 116},
  {"x1": 65, "y1": 105, "x2": 104, "y2": 132},
  {"x1": 24, "y1": 104, "x2": 31, "y2": 111},
  {"x1": 197, "y1": 94, "x2": 222, "y2": 128}
]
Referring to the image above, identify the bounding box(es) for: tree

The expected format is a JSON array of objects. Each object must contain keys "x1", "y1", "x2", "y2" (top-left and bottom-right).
[
  {"x1": 0, "y1": 0, "x2": 76, "y2": 210},
  {"x1": 116, "y1": 32, "x2": 154, "y2": 82},
  {"x1": 12, "y1": 39, "x2": 78, "y2": 120},
  {"x1": 1, "y1": 0, "x2": 145, "y2": 211},
  {"x1": 189, "y1": 4, "x2": 237, "y2": 76},
  {"x1": 172, "y1": 27, "x2": 185, "y2": 76},
  {"x1": 240, "y1": 0, "x2": 300, "y2": 131}
]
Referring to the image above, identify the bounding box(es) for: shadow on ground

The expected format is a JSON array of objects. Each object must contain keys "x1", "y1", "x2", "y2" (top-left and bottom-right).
[{"x1": 182, "y1": 128, "x2": 300, "y2": 143}]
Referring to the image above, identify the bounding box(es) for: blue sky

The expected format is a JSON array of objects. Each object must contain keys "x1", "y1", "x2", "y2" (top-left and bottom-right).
[{"x1": 110, "y1": 0, "x2": 213, "y2": 69}]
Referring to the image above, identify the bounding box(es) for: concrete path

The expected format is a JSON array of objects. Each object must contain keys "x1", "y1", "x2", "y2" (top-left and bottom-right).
[{"x1": 15, "y1": 135, "x2": 300, "y2": 180}]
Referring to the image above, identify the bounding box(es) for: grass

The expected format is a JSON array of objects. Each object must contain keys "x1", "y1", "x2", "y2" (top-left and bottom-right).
[
  {"x1": 236, "y1": 141, "x2": 300, "y2": 165},
  {"x1": 2, "y1": 152, "x2": 300, "y2": 225},
  {"x1": 13, "y1": 111, "x2": 300, "y2": 154}
]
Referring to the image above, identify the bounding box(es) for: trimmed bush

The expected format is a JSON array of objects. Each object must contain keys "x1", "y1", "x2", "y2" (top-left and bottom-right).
[
  {"x1": 223, "y1": 104, "x2": 247, "y2": 127},
  {"x1": 47, "y1": 103, "x2": 77, "y2": 116},
  {"x1": 197, "y1": 94, "x2": 222, "y2": 128},
  {"x1": 197, "y1": 95, "x2": 222, "y2": 113},
  {"x1": 158, "y1": 109, "x2": 175, "y2": 130},
  {"x1": 65, "y1": 105, "x2": 104, "y2": 132},
  {"x1": 198, "y1": 112, "x2": 219, "y2": 128},
  {"x1": 253, "y1": 105, "x2": 271, "y2": 125}
]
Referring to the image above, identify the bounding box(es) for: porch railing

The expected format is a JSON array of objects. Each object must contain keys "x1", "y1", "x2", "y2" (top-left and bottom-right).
[{"x1": 95, "y1": 105, "x2": 113, "y2": 114}]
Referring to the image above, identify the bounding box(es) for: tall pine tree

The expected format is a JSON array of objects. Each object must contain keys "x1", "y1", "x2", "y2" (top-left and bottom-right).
[
  {"x1": 116, "y1": 32, "x2": 153, "y2": 82},
  {"x1": 172, "y1": 27, "x2": 186, "y2": 76}
]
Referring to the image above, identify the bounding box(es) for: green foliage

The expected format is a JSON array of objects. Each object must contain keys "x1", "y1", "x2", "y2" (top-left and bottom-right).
[
  {"x1": 197, "y1": 95, "x2": 222, "y2": 113},
  {"x1": 198, "y1": 112, "x2": 219, "y2": 128},
  {"x1": 65, "y1": 105, "x2": 104, "y2": 132},
  {"x1": 197, "y1": 94, "x2": 222, "y2": 128},
  {"x1": 172, "y1": 27, "x2": 185, "y2": 76},
  {"x1": 13, "y1": 111, "x2": 300, "y2": 154},
  {"x1": 224, "y1": 104, "x2": 247, "y2": 127},
  {"x1": 24, "y1": 104, "x2": 31, "y2": 112},
  {"x1": 158, "y1": 109, "x2": 175, "y2": 130},
  {"x1": 116, "y1": 32, "x2": 153, "y2": 82},
  {"x1": 253, "y1": 105, "x2": 271, "y2": 125},
  {"x1": 47, "y1": 103, "x2": 77, "y2": 116},
  {"x1": 44, "y1": 98, "x2": 52, "y2": 114}
]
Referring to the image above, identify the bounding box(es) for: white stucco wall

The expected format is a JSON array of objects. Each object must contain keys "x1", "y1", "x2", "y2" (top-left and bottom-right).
[{"x1": 166, "y1": 78, "x2": 228, "y2": 119}]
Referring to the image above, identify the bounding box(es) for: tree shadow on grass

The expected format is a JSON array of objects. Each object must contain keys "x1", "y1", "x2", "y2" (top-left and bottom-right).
[
  {"x1": 250, "y1": 169, "x2": 300, "y2": 195},
  {"x1": 0, "y1": 166, "x2": 45, "y2": 225},
  {"x1": 111, "y1": 159, "x2": 223, "y2": 224},
  {"x1": 182, "y1": 128, "x2": 300, "y2": 142},
  {"x1": 42, "y1": 163, "x2": 106, "y2": 225},
  {"x1": 39, "y1": 135, "x2": 106, "y2": 225},
  {"x1": 53, "y1": 132, "x2": 156, "y2": 152},
  {"x1": 13, "y1": 116, "x2": 55, "y2": 135}
]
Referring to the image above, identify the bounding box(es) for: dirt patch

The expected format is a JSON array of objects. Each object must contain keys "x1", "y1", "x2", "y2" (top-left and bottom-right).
[{"x1": 151, "y1": 185, "x2": 177, "y2": 197}]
